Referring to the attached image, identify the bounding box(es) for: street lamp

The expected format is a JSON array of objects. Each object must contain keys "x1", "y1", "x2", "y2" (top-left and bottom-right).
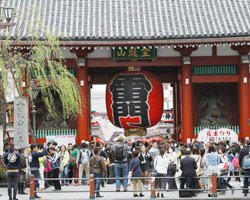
[
  {"x1": 0, "y1": 6, "x2": 15, "y2": 28},
  {"x1": 31, "y1": 85, "x2": 40, "y2": 143}
]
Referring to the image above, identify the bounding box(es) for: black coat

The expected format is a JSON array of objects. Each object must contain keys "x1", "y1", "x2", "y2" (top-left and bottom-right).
[
  {"x1": 239, "y1": 145, "x2": 250, "y2": 168},
  {"x1": 180, "y1": 156, "x2": 197, "y2": 177}
]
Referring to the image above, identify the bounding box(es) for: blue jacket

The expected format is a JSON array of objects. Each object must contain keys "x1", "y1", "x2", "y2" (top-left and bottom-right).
[
  {"x1": 207, "y1": 152, "x2": 220, "y2": 166},
  {"x1": 4, "y1": 151, "x2": 20, "y2": 170},
  {"x1": 29, "y1": 148, "x2": 47, "y2": 170},
  {"x1": 129, "y1": 157, "x2": 142, "y2": 178}
]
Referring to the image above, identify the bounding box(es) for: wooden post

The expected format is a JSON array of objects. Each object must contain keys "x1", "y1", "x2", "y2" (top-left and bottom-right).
[
  {"x1": 174, "y1": 47, "x2": 197, "y2": 143},
  {"x1": 231, "y1": 46, "x2": 250, "y2": 141},
  {"x1": 150, "y1": 174, "x2": 156, "y2": 198},
  {"x1": 89, "y1": 174, "x2": 95, "y2": 199},
  {"x1": 238, "y1": 56, "x2": 249, "y2": 141},
  {"x1": 29, "y1": 174, "x2": 35, "y2": 200},
  {"x1": 212, "y1": 173, "x2": 217, "y2": 197}
]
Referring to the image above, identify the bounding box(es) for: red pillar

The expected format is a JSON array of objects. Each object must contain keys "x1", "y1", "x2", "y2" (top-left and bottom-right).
[
  {"x1": 175, "y1": 47, "x2": 197, "y2": 143},
  {"x1": 239, "y1": 55, "x2": 249, "y2": 140},
  {"x1": 180, "y1": 58, "x2": 193, "y2": 143},
  {"x1": 231, "y1": 46, "x2": 250, "y2": 141},
  {"x1": 77, "y1": 65, "x2": 91, "y2": 143},
  {"x1": 72, "y1": 48, "x2": 94, "y2": 144}
]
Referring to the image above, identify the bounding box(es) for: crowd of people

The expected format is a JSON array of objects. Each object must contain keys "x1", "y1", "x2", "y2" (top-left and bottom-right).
[{"x1": 3, "y1": 135, "x2": 250, "y2": 199}]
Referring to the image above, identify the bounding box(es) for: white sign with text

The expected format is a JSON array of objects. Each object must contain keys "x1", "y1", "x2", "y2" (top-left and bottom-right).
[
  {"x1": 198, "y1": 128, "x2": 238, "y2": 144},
  {"x1": 46, "y1": 135, "x2": 76, "y2": 147}
]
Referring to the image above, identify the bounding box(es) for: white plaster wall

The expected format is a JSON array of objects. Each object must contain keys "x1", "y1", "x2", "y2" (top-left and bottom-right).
[
  {"x1": 217, "y1": 46, "x2": 239, "y2": 56},
  {"x1": 157, "y1": 48, "x2": 181, "y2": 57},
  {"x1": 88, "y1": 48, "x2": 111, "y2": 58},
  {"x1": 191, "y1": 47, "x2": 212, "y2": 57},
  {"x1": 60, "y1": 48, "x2": 77, "y2": 59}
]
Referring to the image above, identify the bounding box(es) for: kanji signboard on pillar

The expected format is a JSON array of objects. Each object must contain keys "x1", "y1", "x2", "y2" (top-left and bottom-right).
[{"x1": 106, "y1": 71, "x2": 163, "y2": 129}]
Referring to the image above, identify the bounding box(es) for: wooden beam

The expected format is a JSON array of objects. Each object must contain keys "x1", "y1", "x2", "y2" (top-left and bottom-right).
[
  {"x1": 87, "y1": 57, "x2": 181, "y2": 67},
  {"x1": 90, "y1": 72, "x2": 178, "y2": 84},
  {"x1": 192, "y1": 75, "x2": 239, "y2": 83},
  {"x1": 9, "y1": 36, "x2": 250, "y2": 47},
  {"x1": 87, "y1": 56, "x2": 240, "y2": 68}
]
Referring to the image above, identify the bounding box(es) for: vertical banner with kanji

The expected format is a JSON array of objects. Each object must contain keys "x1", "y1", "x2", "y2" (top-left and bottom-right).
[{"x1": 14, "y1": 97, "x2": 29, "y2": 149}]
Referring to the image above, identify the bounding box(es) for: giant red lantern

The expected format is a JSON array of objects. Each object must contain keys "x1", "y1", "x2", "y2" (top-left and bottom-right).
[{"x1": 106, "y1": 70, "x2": 163, "y2": 130}]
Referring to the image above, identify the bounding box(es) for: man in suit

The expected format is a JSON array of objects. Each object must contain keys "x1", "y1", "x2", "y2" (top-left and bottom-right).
[
  {"x1": 180, "y1": 149, "x2": 197, "y2": 196},
  {"x1": 239, "y1": 140, "x2": 250, "y2": 196}
]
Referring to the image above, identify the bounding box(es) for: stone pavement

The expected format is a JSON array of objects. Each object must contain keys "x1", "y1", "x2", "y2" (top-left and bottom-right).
[{"x1": 0, "y1": 180, "x2": 249, "y2": 200}]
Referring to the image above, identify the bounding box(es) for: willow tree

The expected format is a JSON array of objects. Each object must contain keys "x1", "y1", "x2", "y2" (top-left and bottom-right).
[{"x1": 0, "y1": 33, "x2": 82, "y2": 143}]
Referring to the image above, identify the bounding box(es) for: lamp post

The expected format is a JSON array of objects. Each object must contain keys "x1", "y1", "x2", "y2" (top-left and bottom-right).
[
  {"x1": 31, "y1": 85, "x2": 40, "y2": 143},
  {"x1": 0, "y1": 6, "x2": 15, "y2": 146},
  {"x1": 0, "y1": 6, "x2": 15, "y2": 28}
]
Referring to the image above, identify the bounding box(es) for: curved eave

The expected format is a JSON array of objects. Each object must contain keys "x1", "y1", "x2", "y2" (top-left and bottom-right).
[{"x1": 6, "y1": 36, "x2": 250, "y2": 47}]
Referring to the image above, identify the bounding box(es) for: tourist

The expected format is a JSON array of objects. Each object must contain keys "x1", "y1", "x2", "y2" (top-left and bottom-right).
[
  {"x1": 89, "y1": 148, "x2": 107, "y2": 198},
  {"x1": 191, "y1": 147, "x2": 202, "y2": 191},
  {"x1": 239, "y1": 140, "x2": 250, "y2": 197},
  {"x1": 165, "y1": 146, "x2": 178, "y2": 190},
  {"x1": 77, "y1": 142, "x2": 91, "y2": 185},
  {"x1": 29, "y1": 144, "x2": 47, "y2": 199},
  {"x1": 37, "y1": 144, "x2": 46, "y2": 191},
  {"x1": 180, "y1": 149, "x2": 197, "y2": 197},
  {"x1": 4, "y1": 144, "x2": 21, "y2": 200},
  {"x1": 70, "y1": 144, "x2": 79, "y2": 185},
  {"x1": 113, "y1": 135, "x2": 130, "y2": 192},
  {"x1": 18, "y1": 149, "x2": 27, "y2": 195},
  {"x1": 206, "y1": 145, "x2": 220, "y2": 197},
  {"x1": 139, "y1": 145, "x2": 152, "y2": 190},
  {"x1": 154, "y1": 148, "x2": 168, "y2": 198},
  {"x1": 129, "y1": 150, "x2": 144, "y2": 197},
  {"x1": 48, "y1": 147, "x2": 61, "y2": 191},
  {"x1": 149, "y1": 141, "x2": 159, "y2": 163},
  {"x1": 67, "y1": 143, "x2": 74, "y2": 184},
  {"x1": 59, "y1": 145, "x2": 70, "y2": 186}
]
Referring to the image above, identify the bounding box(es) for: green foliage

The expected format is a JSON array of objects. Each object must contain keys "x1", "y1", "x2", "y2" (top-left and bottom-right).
[{"x1": 0, "y1": 33, "x2": 82, "y2": 120}]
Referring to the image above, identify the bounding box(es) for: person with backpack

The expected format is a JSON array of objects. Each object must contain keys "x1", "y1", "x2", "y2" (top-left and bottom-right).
[
  {"x1": 239, "y1": 140, "x2": 250, "y2": 197},
  {"x1": 29, "y1": 144, "x2": 47, "y2": 199},
  {"x1": 89, "y1": 147, "x2": 107, "y2": 198},
  {"x1": 77, "y1": 142, "x2": 91, "y2": 185},
  {"x1": 113, "y1": 135, "x2": 130, "y2": 192},
  {"x1": 4, "y1": 144, "x2": 21, "y2": 200}
]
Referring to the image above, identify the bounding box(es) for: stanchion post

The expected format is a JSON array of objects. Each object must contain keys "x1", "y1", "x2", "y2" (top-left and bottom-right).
[
  {"x1": 89, "y1": 174, "x2": 95, "y2": 199},
  {"x1": 150, "y1": 173, "x2": 156, "y2": 198},
  {"x1": 29, "y1": 174, "x2": 35, "y2": 200},
  {"x1": 212, "y1": 173, "x2": 217, "y2": 197}
]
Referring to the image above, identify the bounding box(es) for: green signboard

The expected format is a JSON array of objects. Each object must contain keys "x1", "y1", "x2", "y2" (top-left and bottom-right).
[{"x1": 112, "y1": 46, "x2": 156, "y2": 61}]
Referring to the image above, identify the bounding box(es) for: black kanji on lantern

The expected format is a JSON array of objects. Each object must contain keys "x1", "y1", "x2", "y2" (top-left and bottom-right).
[{"x1": 109, "y1": 73, "x2": 152, "y2": 128}]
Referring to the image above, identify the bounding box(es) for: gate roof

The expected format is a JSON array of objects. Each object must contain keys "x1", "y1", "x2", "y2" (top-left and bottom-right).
[{"x1": 1, "y1": 0, "x2": 250, "y2": 44}]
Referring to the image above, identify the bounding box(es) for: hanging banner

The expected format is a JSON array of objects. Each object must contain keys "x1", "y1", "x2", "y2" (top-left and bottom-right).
[
  {"x1": 197, "y1": 128, "x2": 238, "y2": 144},
  {"x1": 14, "y1": 97, "x2": 29, "y2": 149}
]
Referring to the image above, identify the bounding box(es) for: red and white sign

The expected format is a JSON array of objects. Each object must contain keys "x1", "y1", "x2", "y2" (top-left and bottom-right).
[{"x1": 197, "y1": 128, "x2": 238, "y2": 144}]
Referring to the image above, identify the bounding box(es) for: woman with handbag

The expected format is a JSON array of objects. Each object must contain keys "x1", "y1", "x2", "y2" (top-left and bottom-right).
[
  {"x1": 59, "y1": 145, "x2": 70, "y2": 186},
  {"x1": 191, "y1": 147, "x2": 203, "y2": 192},
  {"x1": 165, "y1": 146, "x2": 177, "y2": 190}
]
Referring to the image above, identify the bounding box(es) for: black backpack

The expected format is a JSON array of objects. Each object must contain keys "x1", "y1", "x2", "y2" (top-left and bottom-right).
[{"x1": 114, "y1": 145, "x2": 125, "y2": 161}]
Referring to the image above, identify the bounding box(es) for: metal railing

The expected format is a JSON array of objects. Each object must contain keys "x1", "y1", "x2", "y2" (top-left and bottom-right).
[{"x1": 28, "y1": 173, "x2": 250, "y2": 199}]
